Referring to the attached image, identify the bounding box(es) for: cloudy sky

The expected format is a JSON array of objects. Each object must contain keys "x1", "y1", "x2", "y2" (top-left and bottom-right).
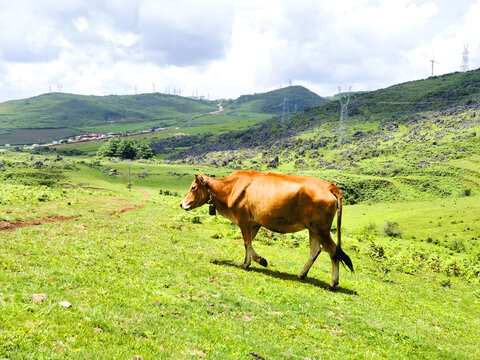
[{"x1": 0, "y1": 0, "x2": 479, "y2": 102}]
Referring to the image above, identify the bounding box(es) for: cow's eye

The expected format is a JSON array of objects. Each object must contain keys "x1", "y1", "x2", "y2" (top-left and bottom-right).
[{"x1": 191, "y1": 185, "x2": 197, "y2": 191}]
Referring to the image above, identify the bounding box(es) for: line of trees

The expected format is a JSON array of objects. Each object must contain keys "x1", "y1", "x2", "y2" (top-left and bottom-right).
[{"x1": 97, "y1": 138, "x2": 154, "y2": 159}]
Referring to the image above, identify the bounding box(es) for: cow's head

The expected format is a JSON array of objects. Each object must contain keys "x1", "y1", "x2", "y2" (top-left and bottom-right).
[{"x1": 180, "y1": 174, "x2": 209, "y2": 211}]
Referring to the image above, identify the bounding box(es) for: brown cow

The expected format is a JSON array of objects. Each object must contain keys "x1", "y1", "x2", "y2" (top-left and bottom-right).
[{"x1": 180, "y1": 170, "x2": 353, "y2": 288}]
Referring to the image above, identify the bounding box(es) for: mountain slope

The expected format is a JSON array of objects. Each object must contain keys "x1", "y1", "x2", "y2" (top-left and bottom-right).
[
  {"x1": 232, "y1": 85, "x2": 329, "y2": 114},
  {"x1": 0, "y1": 92, "x2": 216, "y2": 131},
  {"x1": 0, "y1": 86, "x2": 328, "y2": 145},
  {"x1": 172, "y1": 69, "x2": 480, "y2": 157}
]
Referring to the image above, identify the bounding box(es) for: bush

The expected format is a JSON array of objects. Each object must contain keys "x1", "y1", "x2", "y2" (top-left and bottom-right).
[
  {"x1": 383, "y1": 221, "x2": 402, "y2": 237},
  {"x1": 447, "y1": 239, "x2": 466, "y2": 253},
  {"x1": 462, "y1": 188, "x2": 472, "y2": 197}
]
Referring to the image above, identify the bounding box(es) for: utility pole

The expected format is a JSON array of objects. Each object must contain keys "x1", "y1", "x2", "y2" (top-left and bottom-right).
[
  {"x1": 128, "y1": 162, "x2": 131, "y2": 192},
  {"x1": 338, "y1": 86, "x2": 351, "y2": 146},
  {"x1": 461, "y1": 44, "x2": 469, "y2": 72}
]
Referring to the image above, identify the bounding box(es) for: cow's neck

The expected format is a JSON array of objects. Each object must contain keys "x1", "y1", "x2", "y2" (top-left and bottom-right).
[{"x1": 206, "y1": 176, "x2": 235, "y2": 217}]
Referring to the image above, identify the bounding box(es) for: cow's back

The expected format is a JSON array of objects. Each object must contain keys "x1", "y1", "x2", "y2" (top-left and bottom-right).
[{"x1": 228, "y1": 171, "x2": 337, "y2": 233}]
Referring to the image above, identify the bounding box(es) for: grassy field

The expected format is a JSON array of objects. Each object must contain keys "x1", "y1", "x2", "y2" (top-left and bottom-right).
[{"x1": 1, "y1": 151, "x2": 479, "y2": 359}]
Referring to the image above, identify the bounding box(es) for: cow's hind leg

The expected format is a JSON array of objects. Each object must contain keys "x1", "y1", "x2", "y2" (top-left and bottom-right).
[
  {"x1": 240, "y1": 224, "x2": 266, "y2": 269},
  {"x1": 318, "y1": 233, "x2": 340, "y2": 288},
  {"x1": 298, "y1": 230, "x2": 321, "y2": 279}
]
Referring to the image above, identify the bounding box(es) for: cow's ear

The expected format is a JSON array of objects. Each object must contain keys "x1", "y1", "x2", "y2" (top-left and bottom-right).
[{"x1": 195, "y1": 174, "x2": 206, "y2": 185}]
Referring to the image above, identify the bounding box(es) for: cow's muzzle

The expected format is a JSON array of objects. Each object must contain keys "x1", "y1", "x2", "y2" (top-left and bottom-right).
[{"x1": 180, "y1": 203, "x2": 190, "y2": 211}]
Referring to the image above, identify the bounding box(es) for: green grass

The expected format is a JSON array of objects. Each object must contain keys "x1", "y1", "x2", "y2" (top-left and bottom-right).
[{"x1": 1, "y1": 151, "x2": 479, "y2": 359}]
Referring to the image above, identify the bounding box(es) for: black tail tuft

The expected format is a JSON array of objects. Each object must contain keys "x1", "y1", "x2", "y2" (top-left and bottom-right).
[{"x1": 333, "y1": 246, "x2": 354, "y2": 272}]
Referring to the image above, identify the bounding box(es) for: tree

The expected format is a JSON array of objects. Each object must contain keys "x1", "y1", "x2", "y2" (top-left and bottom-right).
[
  {"x1": 117, "y1": 139, "x2": 138, "y2": 159},
  {"x1": 137, "y1": 143, "x2": 154, "y2": 159},
  {"x1": 97, "y1": 137, "x2": 121, "y2": 157}
]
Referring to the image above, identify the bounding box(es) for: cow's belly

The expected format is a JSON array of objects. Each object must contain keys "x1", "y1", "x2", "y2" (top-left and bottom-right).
[{"x1": 260, "y1": 216, "x2": 306, "y2": 234}]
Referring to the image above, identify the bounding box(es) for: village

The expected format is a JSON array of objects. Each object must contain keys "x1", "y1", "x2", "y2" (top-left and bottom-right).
[{"x1": 4, "y1": 127, "x2": 169, "y2": 150}]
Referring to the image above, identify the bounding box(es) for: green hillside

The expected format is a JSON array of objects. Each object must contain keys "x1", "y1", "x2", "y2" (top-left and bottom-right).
[
  {"x1": 170, "y1": 69, "x2": 480, "y2": 158},
  {"x1": 0, "y1": 92, "x2": 219, "y2": 145},
  {"x1": 228, "y1": 85, "x2": 329, "y2": 114},
  {"x1": 0, "y1": 86, "x2": 327, "y2": 146},
  {"x1": 0, "y1": 92, "x2": 216, "y2": 130}
]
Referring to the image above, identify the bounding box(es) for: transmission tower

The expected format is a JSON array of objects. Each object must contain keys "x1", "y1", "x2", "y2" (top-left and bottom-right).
[
  {"x1": 338, "y1": 86, "x2": 351, "y2": 146},
  {"x1": 282, "y1": 87, "x2": 290, "y2": 124},
  {"x1": 461, "y1": 44, "x2": 469, "y2": 72},
  {"x1": 430, "y1": 57, "x2": 440, "y2": 77},
  {"x1": 235, "y1": 99, "x2": 239, "y2": 123}
]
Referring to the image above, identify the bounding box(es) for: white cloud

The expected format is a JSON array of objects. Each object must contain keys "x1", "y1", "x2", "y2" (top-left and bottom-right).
[
  {"x1": 0, "y1": 0, "x2": 479, "y2": 102},
  {"x1": 137, "y1": 0, "x2": 234, "y2": 65}
]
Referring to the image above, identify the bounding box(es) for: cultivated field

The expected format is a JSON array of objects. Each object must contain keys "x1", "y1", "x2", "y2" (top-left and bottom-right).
[{"x1": 1, "y1": 152, "x2": 479, "y2": 359}]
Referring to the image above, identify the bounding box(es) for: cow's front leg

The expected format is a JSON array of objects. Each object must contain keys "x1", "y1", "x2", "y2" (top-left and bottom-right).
[{"x1": 240, "y1": 224, "x2": 266, "y2": 269}]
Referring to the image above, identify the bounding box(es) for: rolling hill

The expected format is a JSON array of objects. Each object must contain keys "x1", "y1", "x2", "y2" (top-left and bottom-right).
[
  {"x1": 225, "y1": 85, "x2": 329, "y2": 114},
  {"x1": 0, "y1": 85, "x2": 326, "y2": 145},
  {"x1": 0, "y1": 92, "x2": 217, "y2": 145}
]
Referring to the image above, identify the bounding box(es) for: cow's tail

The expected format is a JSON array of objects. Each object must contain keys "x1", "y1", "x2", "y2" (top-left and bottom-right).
[{"x1": 329, "y1": 184, "x2": 354, "y2": 272}]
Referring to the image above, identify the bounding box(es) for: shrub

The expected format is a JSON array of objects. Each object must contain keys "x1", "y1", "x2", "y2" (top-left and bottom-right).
[
  {"x1": 192, "y1": 216, "x2": 201, "y2": 224},
  {"x1": 383, "y1": 221, "x2": 402, "y2": 237},
  {"x1": 462, "y1": 188, "x2": 472, "y2": 197},
  {"x1": 447, "y1": 239, "x2": 466, "y2": 253}
]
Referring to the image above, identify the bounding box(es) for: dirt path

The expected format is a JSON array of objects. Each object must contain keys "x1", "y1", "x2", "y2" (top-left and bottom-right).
[
  {"x1": 122, "y1": 171, "x2": 151, "y2": 201},
  {"x1": 1, "y1": 170, "x2": 152, "y2": 232}
]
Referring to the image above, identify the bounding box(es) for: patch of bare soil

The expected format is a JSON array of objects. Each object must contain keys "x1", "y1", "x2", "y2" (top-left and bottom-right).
[
  {"x1": 107, "y1": 203, "x2": 147, "y2": 216},
  {"x1": 0, "y1": 216, "x2": 78, "y2": 232},
  {"x1": 0, "y1": 179, "x2": 151, "y2": 231}
]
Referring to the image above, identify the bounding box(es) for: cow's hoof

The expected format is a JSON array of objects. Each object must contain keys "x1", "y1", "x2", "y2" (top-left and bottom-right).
[
  {"x1": 241, "y1": 263, "x2": 250, "y2": 270},
  {"x1": 329, "y1": 281, "x2": 339, "y2": 290},
  {"x1": 259, "y1": 258, "x2": 268, "y2": 267},
  {"x1": 297, "y1": 273, "x2": 306, "y2": 280}
]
